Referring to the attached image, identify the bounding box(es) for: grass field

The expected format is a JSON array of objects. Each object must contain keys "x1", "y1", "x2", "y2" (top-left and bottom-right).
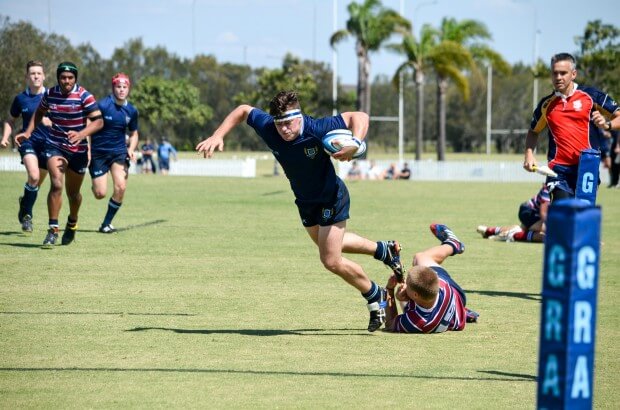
[{"x1": 0, "y1": 169, "x2": 618, "y2": 408}]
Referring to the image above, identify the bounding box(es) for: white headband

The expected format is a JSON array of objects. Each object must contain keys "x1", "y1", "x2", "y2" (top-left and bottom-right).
[{"x1": 274, "y1": 109, "x2": 302, "y2": 123}]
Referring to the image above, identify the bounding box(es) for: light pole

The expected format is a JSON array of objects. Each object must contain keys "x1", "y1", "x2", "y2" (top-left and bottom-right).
[
  {"x1": 192, "y1": 0, "x2": 196, "y2": 56},
  {"x1": 486, "y1": 64, "x2": 493, "y2": 155},
  {"x1": 513, "y1": 0, "x2": 540, "y2": 109},
  {"x1": 398, "y1": 0, "x2": 405, "y2": 165},
  {"x1": 413, "y1": 0, "x2": 438, "y2": 33},
  {"x1": 332, "y1": 0, "x2": 338, "y2": 115}
]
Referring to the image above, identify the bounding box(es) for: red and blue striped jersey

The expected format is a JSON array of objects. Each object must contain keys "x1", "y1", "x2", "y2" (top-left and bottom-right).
[
  {"x1": 525, "y1": 185, "x2": 551, "y2": 211},
  {"x1": 39, "y1": 84, "x2": 99, "y2": 154},
  {"x1": 530, "y1": 84, "x2": 619, "y2": 168},
  {"x1": 394, "y1": 268, "x2": 467, "y2": 333}
]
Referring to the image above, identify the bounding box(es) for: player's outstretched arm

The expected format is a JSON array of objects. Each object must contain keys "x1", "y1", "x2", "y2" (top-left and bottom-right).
[{"x1": 196, "y1": 104, "x2": 254, "y2": 158}]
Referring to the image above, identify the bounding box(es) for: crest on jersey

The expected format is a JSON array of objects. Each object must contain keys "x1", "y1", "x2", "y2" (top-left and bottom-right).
[
  {"x1": 573, "y1": 100, "x2": 582, "y2": 111},
  {"x1": 305, "y1": 146, "x2": 318, "y2": 159},
  {"x1": 321, "y1": 207, "x2": 334, "y2": 221},
  {"x1": 125, "y1": 116, "x2": 131, "y2": 124}
]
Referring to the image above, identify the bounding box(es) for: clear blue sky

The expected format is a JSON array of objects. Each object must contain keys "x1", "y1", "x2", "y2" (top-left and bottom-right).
[{"x1": 2, "y1": 0, "x2": 618, "y2": 85}]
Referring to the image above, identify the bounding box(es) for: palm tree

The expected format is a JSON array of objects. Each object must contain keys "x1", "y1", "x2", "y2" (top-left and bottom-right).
[
  {"x1": 434, "y1": 17, "x2": 509, "y2": 161},
  {"x1": 389, "y1": 25, "x2": 447, "y2": 160},
  {"x1": 330, "y1": 0, "x2": 410, "y2": 115}
]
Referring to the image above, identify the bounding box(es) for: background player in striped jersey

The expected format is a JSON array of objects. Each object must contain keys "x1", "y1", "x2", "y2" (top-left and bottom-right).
[
  {"x1": 16, "y1": 62, "x2": 103, "y2": 247},
  {"x1": 523, "y1": 52, "x2": 619, "y2": 201},
  {"x1": 383, "y1": 224, "x2": 479, "y2": 334},
  {"x1": 1, "y1": 60, "x2": 51, "y2": 233},
  {"x1": 476, "y1": 184, "x2": 550, "y2": 243},
  {"x1": 89, "y1": 73, "x2": 139, "y2": 233},
  {"x1": 196, "y1": 90, "x2": 403, "y2": 332}
]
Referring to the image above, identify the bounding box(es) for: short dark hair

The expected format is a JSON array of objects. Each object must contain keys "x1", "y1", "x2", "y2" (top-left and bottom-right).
[
  {"x1": 550, "y1": 53, "x2": 576, "y2": 70},
  {"x1": 406, "y1": 266, "x2": 439, "y2": 301},
  {"x1": 269, "y1": 91, "x2": 301, "y2": 116},
  {"x1": 26, "y1": 60, "x2": 44, "y2": 73}
]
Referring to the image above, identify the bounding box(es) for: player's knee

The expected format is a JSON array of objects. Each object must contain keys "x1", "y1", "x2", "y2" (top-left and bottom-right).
[
  {"x1": 320, "y1": 255, "x2": 342, "y2": 273},
  {"x1": 28, "y1": 176, "x2": 40, "y2": 187},
  {"x1": 92, "y1": 190, "x2": 106, "y2": 200},
  {"x1": 114, "y1": 184, "x2": 126, "y2": 197},
  {"x1": 412, "y1": 251, "x2": 428, "y2": 266},
  {"x1": 50, "y1": 179, "x2": 63, "y2": 193}
]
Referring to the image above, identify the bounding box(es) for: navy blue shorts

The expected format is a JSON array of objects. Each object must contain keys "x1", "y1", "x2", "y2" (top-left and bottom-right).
[
  {"x1": 45, "y1": 146, "x2": 89, "y2": 175},
  {"x1": 296, "y1": 180, "x2": 350, "y2": 227},
  {"x1": 89, "y1": 153, "x2": 129, "y2": 178},
  {"x1": 433, "y1": 266, "x2": 467, "y2": 306},
  {"x1": 545, "y1": 164, "x2": 578, "y2": 199},
  {"x1": 19, "y1": 137, "x2": 48, "y2": 170},
  {"x1": 518, "y1": 203, "x2": 540, "y2": 229},
  {"x1": 158, "y1": 157, "x2": 170, "y2": 170}
]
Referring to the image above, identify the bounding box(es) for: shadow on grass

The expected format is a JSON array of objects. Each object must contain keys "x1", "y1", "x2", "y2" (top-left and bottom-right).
[
  {"x1": 478, "y1": 370, "x2": 537, "y2": 381},
  {"x1": 79, "y1": 219, "x2": 168, "y2": 233},
  {"x1": 261, "y1": 190, "x2": 287, "y2": 196},
  {"x1": 0, "y1": 242, "x2": 46, "y2": 248},
  {"x1": 0, "y1": 311, "x2": 195, "y2": 317},
  {"x1": 126, "y1": 326, "x2": 369, "y2": 336},
  {"x1": 0, "y1": 231, "x2": 24, "y2": 236},
  {"x1": 0, "y1": 366, "x2": 536, "y2": 382},
  {"x1": 465, "y1": 289, "x2": 541, "y2": 302}
]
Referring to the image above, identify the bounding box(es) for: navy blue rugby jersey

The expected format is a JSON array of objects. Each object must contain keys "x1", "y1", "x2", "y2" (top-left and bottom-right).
[
  {"x1": 9, "y1": 88, "x2": 50, "y2": 143},
  {"x1": 90, "y1": 95, "x2": 139, "y2": 155},
  {"x1": 247, "y1": 108, "x2": 347, "y2": 204}
]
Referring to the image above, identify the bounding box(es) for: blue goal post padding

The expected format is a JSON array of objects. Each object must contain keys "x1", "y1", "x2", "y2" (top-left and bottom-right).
[
  {"x1": 575, "y1": 149, "x2": 600, "y2": 205},
  {"x1": 537, "y1": 199, "x2": 601, "y2": 409}
]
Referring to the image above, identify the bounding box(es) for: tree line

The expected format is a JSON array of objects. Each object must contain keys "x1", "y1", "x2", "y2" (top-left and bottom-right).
[{"x1": 1, "y1": 4, "x2": 618, "y2": 158}]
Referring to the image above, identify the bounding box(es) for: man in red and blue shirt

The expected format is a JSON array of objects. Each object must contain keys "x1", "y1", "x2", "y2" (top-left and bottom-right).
[
  {"x1": 16, "y1": 62, "x2": 103, "y2": 247},
  {"x1": 384, "y1": 224, "x2": 478, "y2": 334},
  {"x1": 523, "y1": 52, "x2": 619, "y2": 201}
]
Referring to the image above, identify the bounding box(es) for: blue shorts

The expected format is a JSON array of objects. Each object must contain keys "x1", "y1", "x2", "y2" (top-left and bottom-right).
[
  {"x1": 296, "y1": 180, "x2": 350, "y2": 227},
  {"x1": 545, "y1": 164, "x2": 578, "y2": 199},
  {"x1": 89, "y1": 153, "x2": 129, "y2": 178},
  {"x1": 158, "y1": 157, "x2": 170, "y2": 170},
  {"x1": 45, "y1": 146, "x2": 88, "y2": 175},
  {"x1": 18, "y1": 137, "x2": 48, "y2": 170},
  {"x1": 433, "y1": 266, "x2": 467, "y2": 306},
  {"x1": 518, "y1": 203, "x2": 540, "y2": 229}
]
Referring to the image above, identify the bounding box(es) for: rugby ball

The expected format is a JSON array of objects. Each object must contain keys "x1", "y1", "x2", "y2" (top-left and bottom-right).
[{"x1": 322, "y1": 129, "x2": 367, "y2": 158}]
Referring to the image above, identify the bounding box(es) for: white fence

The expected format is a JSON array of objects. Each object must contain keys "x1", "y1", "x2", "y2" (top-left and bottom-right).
[
  {"x1": 0, "y1": 156, "x2": 256, "y2": 178},
  {"x1": 337, "y1": 159, "x2": 611, "y2": 184},
  {"x1": 1, "y1": 155, "x2": 611, "y2": 184}
]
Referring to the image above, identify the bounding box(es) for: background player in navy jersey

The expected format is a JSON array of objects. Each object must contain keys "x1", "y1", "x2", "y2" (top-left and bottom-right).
[
  {"x1": 1, "y1": 60, "x2": 51, "y2": 233},
  {"x1": 89, "y1": 73, "x2": 139, "y2": 233},
  {"x1": 196, "y1": 90, "x2": 403, "y2": 332},
  {"x1": 476, "y1": 184, "x2": 550, "y2": 243},
  {"x1": 16, "y1": 62, "x2": 103, "y2": 247},
  {"x1": 384, "y1": 224, "x2": 478, "y2": 334},
  {"x1": 141, "y1": 139, "x2": 156, "y2": 173},
  {"x1": 523, "y1": 52, "x2": 620, "y2": 201}
]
